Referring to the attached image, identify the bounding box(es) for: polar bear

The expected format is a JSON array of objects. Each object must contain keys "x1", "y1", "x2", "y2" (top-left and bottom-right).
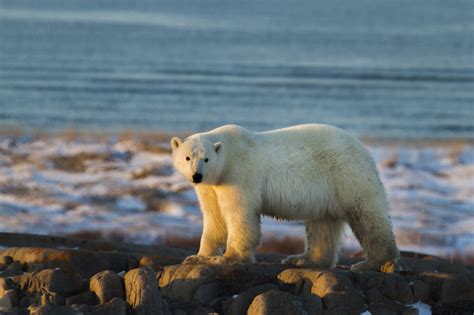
[{"x1": 170, "y1": 124, "x2": 399, "y2": 271}]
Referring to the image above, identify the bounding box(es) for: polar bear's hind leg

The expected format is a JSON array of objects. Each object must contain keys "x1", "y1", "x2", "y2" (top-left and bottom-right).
[
  {"x1": 348, "y1": 199, "x2": 399, "y2": 271},
  {"x1": 282, "y1": 219, "x2": 345, "y2": 268}
]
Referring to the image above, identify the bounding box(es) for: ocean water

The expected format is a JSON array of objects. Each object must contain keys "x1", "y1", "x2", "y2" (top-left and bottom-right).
[{"x1": 0, "y1": 0, "x2": 473, "y2": 138}]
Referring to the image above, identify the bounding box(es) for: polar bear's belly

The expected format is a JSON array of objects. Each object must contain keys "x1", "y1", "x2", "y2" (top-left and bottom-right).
[{"x1": 260, "y1": 173, "x2": 336, "y2": 220}]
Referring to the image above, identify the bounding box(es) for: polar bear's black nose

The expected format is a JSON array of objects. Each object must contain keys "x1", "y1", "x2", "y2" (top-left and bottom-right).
[{"x1": 192, "y1": 173, "x2": 203, "y2": 183}]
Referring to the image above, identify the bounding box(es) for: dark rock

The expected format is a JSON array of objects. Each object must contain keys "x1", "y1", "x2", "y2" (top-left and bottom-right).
[
  {"x1": 368, "y1": 299, "x2": 418, "y2": 315},
  {"x1": 432, "y1": 300, "x2": 474, "y2": 315},
  {"x1": 40, "y1": 292, "x2": 65, "y2": 306},
  {"x1": 365, "y1": 287, "x2": 383, "y2": 304},
  {"x1": 89, "y1": 297, "x2": 127, "y2": 315},
  {"x1": 225, "y1": 283, "x2": 278, "y2": 315},
  {"x1": 297, "y1": 279, "x2": 323, "y2": 314},
  {"x1": 412, "y1": 279, "x2": 430, "y2": 302},
  {"x1": 70, "y1": 303, "x2": 91, "y2": 314},
  {"x1": 125, "y1": 267, "x2": 163, "y2": 315},
  {"x1": 90, "y1": 270, "x2": 124, "y2": 304},
  {"x1": 14, "y1": 269, "x2": 85, "y2": 295},
  {"x1": 0, "y1": 233, "x2": 193, "y2": 260},
  {"x1": 353, "y1": 271, "x2": 384, "y2": 290},
  {"x1": 139, "y1": 255, "x2": 183, "y2": 268},
  {"x1": 2, "y1": 261, "x2": 23, "y2": 277},
  {"x1": 323, "y1": 290, "x2": 367, "y2": 314},
  {"x1": 437, "y1": 261, "x2": 469, "y2": 274},
  {"x1": 29, "y1": 304, "x2": 78, "y2": 315},
  {"x1": 66, "y1": 291, "x2": 97, "y2": 306},
  {"x1": 0, "y1": 278, "x2": 13, "y2": 296},
  {"x1": 0, "y1": 247, "x2": 134, "y2": 278},
  {"x1": 159, "y1": 264, "x2": 280, "y2": 305},
  {"x1": 278, "y1": 269, "x2": 353, "y2": 297},
  {"x1": 0, "y1": 289, "x2": 19, "y2": 310},
  {"x1": 378, "y1": 272, "x2": 414, "y2": 304},
  {"x1": 191, "y1": 308, "x2": 218, "y2": 315},
  {"x1": 440, "y1": 272, "x2": 474, "y2": 303},
  {"x1": 247, "y1": 289, "x2": 305, "y2": 315},
  {"x1": 3, "y1": 256, "x2": 14, "y2": 266},
  {"x1": 418, "y1": 272, "x2": 452, "y2": 302},
  {"x1": 193, "y1": 282, "x2": 219, "y2": 306}
]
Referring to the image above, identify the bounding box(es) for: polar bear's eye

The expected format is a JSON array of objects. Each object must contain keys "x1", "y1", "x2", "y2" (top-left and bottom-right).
[
  {"x1": 204, "y1": 158, "x2": 209, "y2": 163},
  {"x1": 186, "y1": 157, "x2": 190, "y2": 161}
]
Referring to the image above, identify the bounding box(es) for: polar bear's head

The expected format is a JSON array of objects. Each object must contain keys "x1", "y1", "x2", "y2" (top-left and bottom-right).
[{"x1": 170, "y1": 136, "x2": 224, "y2": 185}]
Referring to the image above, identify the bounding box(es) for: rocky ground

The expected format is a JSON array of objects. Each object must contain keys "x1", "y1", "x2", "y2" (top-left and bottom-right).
[{"x1": 0, "y1": 233, "x2": 473, "y2": 315}]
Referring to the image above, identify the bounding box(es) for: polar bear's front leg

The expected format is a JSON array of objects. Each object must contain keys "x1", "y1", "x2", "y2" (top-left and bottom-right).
[
  {"x1": 218, "y1": 187, "x2": 262, "y2": 264},
  {"x1": 183, "y1": 186, "x2": 227, "y2": 265}
]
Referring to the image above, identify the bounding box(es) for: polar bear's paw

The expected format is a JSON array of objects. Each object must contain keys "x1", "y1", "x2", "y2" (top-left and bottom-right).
[
  {"x1": 182, "y1": 255, "x2": 209, "y2": 264},
  {"x1": 282, "y1": 254, "x2": 330, "y2": 268}
]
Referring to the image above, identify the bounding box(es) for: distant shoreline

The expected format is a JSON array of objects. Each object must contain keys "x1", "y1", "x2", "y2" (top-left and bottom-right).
[{"x1": 1, "y1": 126, "x2": 473, "y2": 146}]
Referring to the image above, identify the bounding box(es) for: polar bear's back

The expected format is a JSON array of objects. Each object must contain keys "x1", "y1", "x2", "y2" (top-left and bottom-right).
[{"x1": 255, "y1": 125, "x2": 385, "y2": 218}]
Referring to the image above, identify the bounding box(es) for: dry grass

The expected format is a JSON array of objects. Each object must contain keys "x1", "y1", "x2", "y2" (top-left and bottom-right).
[{"x1": 50, "y1": 152, "x2": 112, "y2": 173}]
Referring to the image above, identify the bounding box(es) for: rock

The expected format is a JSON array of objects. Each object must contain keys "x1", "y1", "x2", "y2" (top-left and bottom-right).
[
  {"x1": 40, "y1": 292, "x2": 65, "y2": 306},
  {"x1": 323, "y1": 290, "x2": 366, "y2": 314},
  {"x1": 139, "y1": 255, "x2": 183, "y2": 268},
  {"x1": 432, "y1": 300, "x2": 474, "y2": 314},
  {"x1": 15, "y1": 269, "x2": 85, "y2": 295},
  {"x1": 418, "y1": 272, "x2": 452, "y2": 302},
  {"x1": 296, "y1": 279, "x2": 323, "y2": 314},
  {"x1": 0, "y1": 247, "x2": 134, "y2": 278},
  {"x1": 278, "y1": 269, "x2": 352, "y2": 297},
  {"x1": 412, "y1": 279, "x2": 430, "y2": 302},
  {"x1": 3, "y1": 256, "x2": 14, "y2": 266},
  {"x1": 191, "y1": 307, "x2": 218, "y2": 315},
  {"x1": 159, "y1": 264, "x2": 279, "y2": 305},
  {"x1": 225, "y1": 283, "x2": 278, "y2": 315},
  {"x1": 90, "y1": 270, "x2": 124, "y2": 304},
  {"x1": 368, "y1": 300, "x2": 418, "y2": 315},
  {"x1": 193, "y1": 282, "x2": 219, "y2": 306},
  {"x1": 29, "y1": 304, "x2": 78, "y2": 315},
  {"x1": 124, "y1": 267, "x2": 163, "y2": 315},
  {"x1": 365, "y1": 287, "x2": 383, "y2": 304},
  {"x1": 0, "y1": 289, "x2": 18, "y2": 310},
  {"x1": 353, "y1": 271, "x2": 385, "y2": 290},
  {"x1": 2, "y1": 261, "x2": 23, "y2": 277},
  {"x1": 440, "y1": 272, "x2": 474, "y2": 303},
  {"x1": 89, "y1": 297, "x2": 127, "y2": 315},
  {"x1": 0, "y1": 278, "x2": 13, "y2": 296},
  {"x1": 378, "y1": 272, "x2": 414, "y2": 304},
  {"x1": 70, "y1": 303, "x2": 91, "y2": 314},
  {"x1": 66, "y1": 291, "x2": 97, "y2": 306},
  {"x1": 247, "y1": 290, "x2": 305, "y2": 315}
]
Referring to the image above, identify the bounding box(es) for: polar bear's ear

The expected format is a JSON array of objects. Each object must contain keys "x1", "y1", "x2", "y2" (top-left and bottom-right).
[
  {"x1": 171, "y1": 137, "x2": 182, "y2": 150},
  {"x1": 214, "y1": 142, "x2": 223, "y2": 153}
]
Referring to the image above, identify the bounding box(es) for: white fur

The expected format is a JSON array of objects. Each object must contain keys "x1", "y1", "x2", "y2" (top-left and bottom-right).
[{"x1": 171, "y1": 124, "x2": 399, "y2": 270}]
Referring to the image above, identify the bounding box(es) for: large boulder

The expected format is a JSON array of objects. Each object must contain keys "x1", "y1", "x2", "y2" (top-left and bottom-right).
[
  {"x1": 125, "y1": 267, "x2": 163, "y2": 315},
  {"x1": 89, "y1": 270, "x2": 124, "y2": 304},
  {"x1": 12, "y1": 269, "x2": 85, "y2": 296},
  {"x1": 247, "y1": 290, "x2": 305, "y2": 315},
  {"x1": 0, "y1": 247, "x2": 134, "y2": 278}
]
